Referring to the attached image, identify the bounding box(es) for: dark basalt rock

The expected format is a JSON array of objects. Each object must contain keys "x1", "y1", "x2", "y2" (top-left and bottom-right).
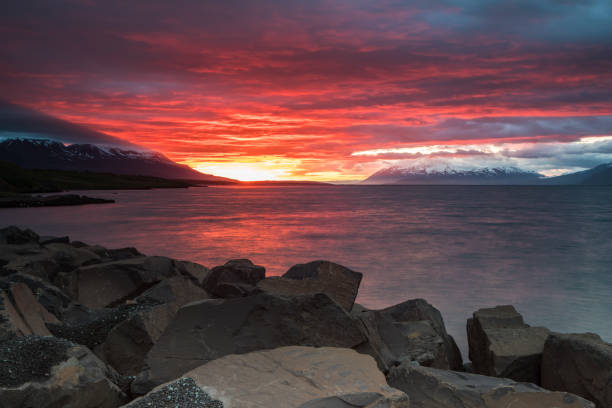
[
  {"x1": 387, "y1": 362, "x2": 595, "y2": 408},
  {"x1": 541, "y1": 333, "x2": 612, "y2": 408},
  {"x1": 0, "y1": 226, "x2": 39, "y2": 245},
  {"x1": 203, "y1": 259, "x2": 265, "y2": 298},
  {"x1": 121, "y1": 378, "x2": 223, "y2": 408},
  {"x1": 258, "y1": 260, "x2": 362, "y2": 311},
  {"x1": 352, "y1": 299, "x2": 463, "y2": 372},
  {"x1": 134, "y1": 292, "x2": 366, "y2": 393},
  {"x1": 467, "y1": 305, "x2": 550, "y2": 384}
]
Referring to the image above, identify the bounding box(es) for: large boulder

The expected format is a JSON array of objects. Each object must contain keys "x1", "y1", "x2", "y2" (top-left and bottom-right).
[
  {"x1": 102, "y1": 276, "x2": 211, "y2": 375},
  {"x1": 467, "y1": 305, "x2": 550, "y2": 383},
  {"x1": 353, "y1": 299, "x2": 463, "y2": 372},
  {"x1": 127, "y1": 347, "x2": 409, "y2": 408},
  {"x1": 0, "y1": 226, "x2": 39, "y2": 245},
  {"x1": 541, "y1": 333, "x2": 612, "y2": 408},
  {"x1": 388, "y1": 362, "x2": 595, "y2": 408},
  {"x1": 203, "y1": 259, "x2": 265, "y2": 298},
  {"x1": 133, "y1": 292, "x2": 366, "y2": 393},
  {"x1": 1, "y1": 273, "x2": 75, "y2": 319},
  {"x1": 298, "y1": 393, "x2": 404, "y2": 408},
  {"x1": 257, "y1": 260, "x2": 362, "y2": 311},
  {"x1": 0, "y1": 280, "x2": 60, "y2": 340},
  {"x1": 0, "y1": 336, "x2": 128, "y2": 408},
  {"x1": 2, "y1": 242, "x2": 101, "y2": 282},
  {"x1": 65, "y1": 256, "x2": 183, "y2": 308}
]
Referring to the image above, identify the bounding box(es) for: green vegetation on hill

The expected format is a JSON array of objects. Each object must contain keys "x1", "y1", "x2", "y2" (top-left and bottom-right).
[{"x1": 0, "y1": 161, "x2": 195, "y2": 193}]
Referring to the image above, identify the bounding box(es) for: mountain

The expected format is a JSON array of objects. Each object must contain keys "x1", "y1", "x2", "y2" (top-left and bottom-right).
[
  {"x1": 363, "y1": 165, "x2": 544, "y2": 185},
  {"x1": 0, "y1": 138, "x2": 234, "y2": 183},
  {"x1": 546, "y1": 163, "x2": 612, "y2": 185}
]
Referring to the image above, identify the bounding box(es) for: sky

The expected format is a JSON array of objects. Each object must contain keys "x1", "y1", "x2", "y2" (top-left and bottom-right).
[{"x1": 1, "y1": 0, "x2": 612, "y2": 181}]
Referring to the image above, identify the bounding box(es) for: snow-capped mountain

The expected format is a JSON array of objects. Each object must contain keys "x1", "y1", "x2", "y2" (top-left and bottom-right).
[
  {"x1": 363, "y1": 164, "x2": 544, "y2": 185},
  {"x1": 0, "y1": 138, "x2": 232, "y2": 182}
]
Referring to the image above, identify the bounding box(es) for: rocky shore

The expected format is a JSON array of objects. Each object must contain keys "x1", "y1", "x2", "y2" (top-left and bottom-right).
[
  {"x1": 0, "y1": 225, "x2": 609, "y2": 407},
  {"x1": 0, "y1": 194, "x2": 115, "y2": 208}
]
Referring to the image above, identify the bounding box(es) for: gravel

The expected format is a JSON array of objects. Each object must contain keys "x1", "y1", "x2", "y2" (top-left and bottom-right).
[
  {"x1": 0, "y1": 336, "x2": 72, "y2": 387},
  {"x1": 127, "y1": 377, "x2": 223, "y2": 408}
]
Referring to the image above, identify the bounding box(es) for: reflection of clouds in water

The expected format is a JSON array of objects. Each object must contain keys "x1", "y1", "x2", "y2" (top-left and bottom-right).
[{"x1": 5, "y1": 185, "x2": 612, "y2": 358}]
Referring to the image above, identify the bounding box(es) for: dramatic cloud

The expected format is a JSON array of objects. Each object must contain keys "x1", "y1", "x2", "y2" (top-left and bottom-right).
[{"x1": 1, "y1": 0, "x2": 611, "y2": 180}]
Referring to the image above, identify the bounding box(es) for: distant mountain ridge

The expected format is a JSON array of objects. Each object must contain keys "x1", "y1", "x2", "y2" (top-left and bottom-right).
[
  {"x1": 0, "y1": 138, "x2": 233, "y2": 182},
  {"x1": 363, "y1": 165, "x2": 543, "y2": 185},
  {"x1": 364, "y1": 163, "x2": 612, "y2": 185}
]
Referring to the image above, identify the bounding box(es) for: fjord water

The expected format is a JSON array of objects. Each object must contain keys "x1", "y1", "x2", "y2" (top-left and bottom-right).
[{"x1": 3, "y1": 185, "x2": 612, "y2": 356}]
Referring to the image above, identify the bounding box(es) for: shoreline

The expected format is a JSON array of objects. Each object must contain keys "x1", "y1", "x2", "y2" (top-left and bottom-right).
[{"x1": 0, "y1": 225, "x2": 609, "y2": 407}]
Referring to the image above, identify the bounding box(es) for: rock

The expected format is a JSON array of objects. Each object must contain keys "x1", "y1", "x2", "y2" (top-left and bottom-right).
[
  {"x1": 134, "y1": 293, "x2": 366, "y2": 392},
  {"x1": 467, "y1": 305, "x2": 550, "y2": 383},
  {"x1": 67, "y1": 256, "x2": 180, "y2": 308},
  {"x1": 121, "y1": 377, "x2": 223, "y2": 408},
  {"x1": 203, "y1": 259, "x2": 265, "y2": 298},
  {"x1": 0, "y1": 336, "x2": 128, "y2": 408},
  {"x1": 133, "y1": 347, "x2": 409, "y2": 408},
  {"x1": 299, "y1": 393, "x2": 403, "y2": 408},
  {"x1": 39, "y1": 235, "x2": 70, "y2": 245},
  {"x1": 9, "y1": 282, "x2": 60, "y2": 335},
  {"x1": 4, "y1": 243, "x2": 101, "y2": 282},
  {"x1": 353, "y1": 299, "x2": 463, "y2": 372},
  {"x1": 541, "y1": 332, "x2": 612, "y2": 408},
  {"x1": 102, "y1": 276, "x2": 211, "y2": 375},
  {"x1": 0, "y1": 226, "x2": 39, "y2": 245},
  {"x1": 174, "y1": 260, "x2": 211, "y2": 286},
  {"x1": 0, "y1": 290, "x2": 32, "y2": 341},
  {"x1": 1, "y1": 273, "x2": 74, "y2": 319},
  {"x1": 388, "y1": 362, "x2": 595, "y2": 408},
  {"x1": 257, "y1": 260, "x2": 362, "y2": 311},
  {"x1": 48, "y1": 303, "x2": 150, "y2": 349}
]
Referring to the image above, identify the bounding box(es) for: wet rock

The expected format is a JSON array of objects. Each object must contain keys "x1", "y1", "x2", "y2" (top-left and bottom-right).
[
  {"x1": 467, "y1": 305, "x2": 550, "y2": 383},
  {"x1": 102, "y1": 276, "x2": 210, "y2": 375},
  {"x1": 388, "y1": 362, "x2": 595, "y2": 408},
  {"x1": 135, "y1": 347, "x2": 408, "y2": 408},
  {"x1": 133, "y1": 293, "x2": 366, "y2": 393},
  {"x1": 203, "y1": 259, "x2": 265, "y2": 298},
  {"x1": 257, "y1": 260, "x2": 362, "y2": 311},
  {"x1": 0, "y1": 336, "x2": 128, "y2": 408},
  {"x1": 541, "y1": 332, "x2": 612, "y2": 408},
  {"x1": 352, "y1": 299, "x2": 463, "y2": 372}
]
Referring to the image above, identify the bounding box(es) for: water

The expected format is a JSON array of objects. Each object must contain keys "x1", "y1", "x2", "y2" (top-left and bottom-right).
[{"x1": 2, "y1": 185, "x2": 612, "y2": 358}]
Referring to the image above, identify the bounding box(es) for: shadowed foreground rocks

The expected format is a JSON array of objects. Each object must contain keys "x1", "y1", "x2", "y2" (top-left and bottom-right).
[
  {"x1": 132, "y1": 292, "x2": 367, "y2": 393},
  {"x1": 352, "y1": 299, "x2": 463, "y2": 372},
  {"x1": 0, "y1": 336, "x2": 128, "y2": 408},
  {"x1": 467, "y1": 305, "x2": 550, "y2": 384},
  {"x1": 541, "y1": 333, "x2": 612, "y2": 408},
  {"x1": 0, "y1": 226, "x2": 602, "y2": 408},
  {"x1": 388, "y1": 362, "x2": 595, "y2": 408}
]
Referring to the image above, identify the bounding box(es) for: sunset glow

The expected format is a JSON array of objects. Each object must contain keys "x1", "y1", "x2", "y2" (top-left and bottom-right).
[{"x1": 1, "y1": 1, "x2": 611, "y2": 180}]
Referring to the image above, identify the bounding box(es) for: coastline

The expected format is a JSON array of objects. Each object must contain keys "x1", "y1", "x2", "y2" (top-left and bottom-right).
[{"x1": 0, "y1": 225, "x2": 609, "y2": 407}]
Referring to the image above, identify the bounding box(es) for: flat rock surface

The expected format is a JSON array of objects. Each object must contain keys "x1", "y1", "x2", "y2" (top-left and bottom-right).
[
  {"x1": 388, "y1": 362, "x2": 595, "y2": 408},
  {"x1": 183, "y1": 346, "x2": 409, "y2": 408}
]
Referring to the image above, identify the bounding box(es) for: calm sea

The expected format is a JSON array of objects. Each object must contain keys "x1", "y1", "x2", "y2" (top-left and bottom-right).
[{"x1": 2, "y1": 185, "x2": 612, "y2": 357}]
